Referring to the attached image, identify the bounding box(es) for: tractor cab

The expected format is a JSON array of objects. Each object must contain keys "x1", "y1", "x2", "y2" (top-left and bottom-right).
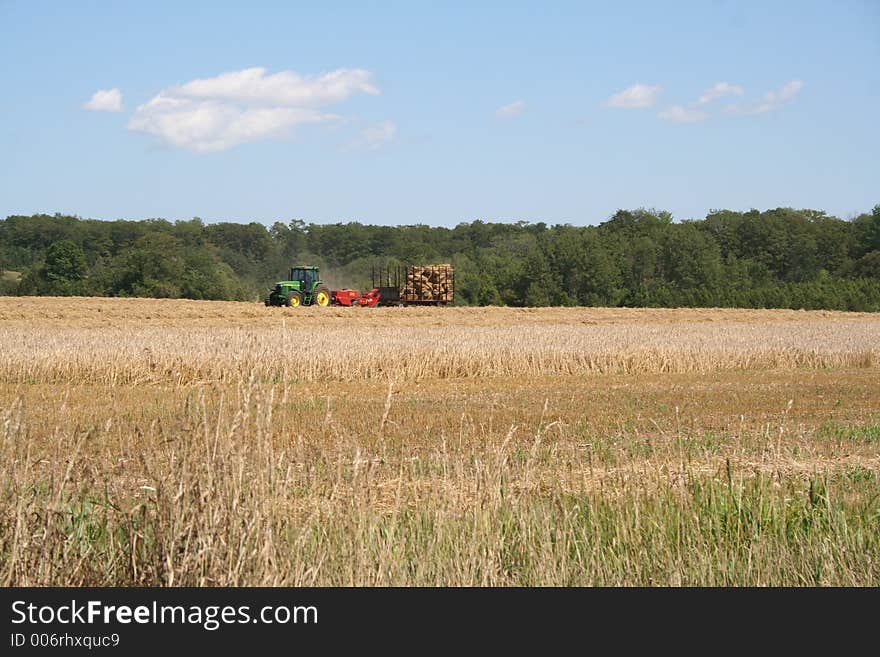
[
  {"x1": 290, "y1": 266, "x2": 318, "y2": 292},
  {"x1": 264, "y1": 265, "x2": 331, "y2": 307}
]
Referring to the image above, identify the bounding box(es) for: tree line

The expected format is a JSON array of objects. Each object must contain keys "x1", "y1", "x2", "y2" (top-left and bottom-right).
[{"x1": 1, "y1": 205, "x2": 879, "y2": 310}]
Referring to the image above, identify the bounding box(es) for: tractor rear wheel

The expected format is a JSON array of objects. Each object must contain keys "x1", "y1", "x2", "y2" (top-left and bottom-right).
[
  {"x1": 314, "y1": 286, "x2": 331, "y2": 307},
  {"x1": 286, "y1": 291, "x2": 302, "y2": 307}
]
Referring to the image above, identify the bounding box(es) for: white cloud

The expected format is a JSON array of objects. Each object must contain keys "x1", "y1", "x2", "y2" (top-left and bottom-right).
[
  {"x1": 347, "y1": 120, "x2": 396, "y2": 151},
  {"x1": 753, "y1": 79, "x2": 804, "y2": 113},
  {"x1": 728, "y1": 80, "x2": 804, "y2": 115},
  {"x1": 128, "y1": 67, "x2": 379, "y2": 151},
  {"x1": 496, "y1": 100, "x2": 525, "y2": 117},
  {"x1": 128, "y1": 101, "x2": 333, "y2": 152},
  {"x1": 658, "y1": 105, "x2": 709, "y2": 123},
  {"x1": 696, "y1": 82, "x2": 744, "y2": 105},
  {"x1": 604, "y1": 83, "x2": 662, "y2": 109},
  {"x1": 173, "y1": 67, "x2": 378, "y2": 106},
  {"x1": 84, "y1": 88, "x2": 123, "y2": 112}
]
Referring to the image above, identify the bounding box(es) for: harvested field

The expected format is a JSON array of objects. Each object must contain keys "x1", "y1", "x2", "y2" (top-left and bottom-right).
[
  {"x1": 0, "y1": 297, "x2": 878, "y2": 585},
  {"x1": 0, "y1": 295, "x2": 874, "y2": 327},
  {"x1": 1, "y1": 298, "x2": 878, "y2": 384}
]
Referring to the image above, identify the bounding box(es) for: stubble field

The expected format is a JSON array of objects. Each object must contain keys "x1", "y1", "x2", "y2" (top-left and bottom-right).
[{"x1": 1, "y1": 297, "x2": 878, "y2": 585}]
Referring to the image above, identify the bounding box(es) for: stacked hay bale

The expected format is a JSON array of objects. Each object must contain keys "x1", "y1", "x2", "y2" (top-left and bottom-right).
[{"x1": 402, "y1": 264, "x2": 454, "y2": 303}]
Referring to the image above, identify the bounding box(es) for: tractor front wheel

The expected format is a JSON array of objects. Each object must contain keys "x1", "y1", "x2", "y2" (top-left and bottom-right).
[
  {"x1": 286, "y1": 291, "x2": 303, "y2": 307},
  {"x1": 314, "y1": 286, "x2": 331, "y2": 307}
]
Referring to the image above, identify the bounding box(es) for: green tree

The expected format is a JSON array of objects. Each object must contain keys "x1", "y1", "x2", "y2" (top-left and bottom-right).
[
  {"x1": 2, "y1": 205, "x2": 878, "y2": 308},
  {"x1": 44, "y1": 240, "x2": 87, "y2": 294},
  {"x1": 663, "y1": 223, "x2": 722, "y2": 295}
]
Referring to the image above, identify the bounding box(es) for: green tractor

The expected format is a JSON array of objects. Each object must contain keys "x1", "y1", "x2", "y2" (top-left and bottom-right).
[{"x1": 265, "y1": 266, "x2": 332, "y2": 307}]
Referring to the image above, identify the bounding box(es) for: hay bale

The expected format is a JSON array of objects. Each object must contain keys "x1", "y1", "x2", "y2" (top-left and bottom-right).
[{"x1": 401, "y1": 264, "x2": 455, "y2": 302}]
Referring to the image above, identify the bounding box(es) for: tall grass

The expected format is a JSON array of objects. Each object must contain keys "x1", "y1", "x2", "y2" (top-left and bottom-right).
[
  {"x1": 1, "y1": 379, "x2": 877, "y2": 586},
  {"x1": 1, "y1": 300, "x2": 877, "y2": 585}
]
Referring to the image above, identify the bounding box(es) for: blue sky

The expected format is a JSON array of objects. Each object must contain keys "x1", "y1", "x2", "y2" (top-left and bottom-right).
[{"x1": 1, "y1": 0, "x2": 878, "y2": 227}]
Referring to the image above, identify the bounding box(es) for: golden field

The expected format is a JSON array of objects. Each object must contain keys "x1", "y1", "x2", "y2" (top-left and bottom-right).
[
  {"x1": 1, "y1": 297, "x2": 878, "y2": 585},
  {"x1": 1, "y1": 297, "x2": 878, "y2": 384}
]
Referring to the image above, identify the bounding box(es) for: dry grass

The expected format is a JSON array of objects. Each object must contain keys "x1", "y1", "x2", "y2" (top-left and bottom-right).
[
  {"x1": 0, "y1": 295, "x2": 875, "y2": 327},
  {"x1": 0, "y1": 297, "x2": 878, "y2": 585},
  {"x1": 1, "y1": 299, "x2": 877, "y2": 385}
]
